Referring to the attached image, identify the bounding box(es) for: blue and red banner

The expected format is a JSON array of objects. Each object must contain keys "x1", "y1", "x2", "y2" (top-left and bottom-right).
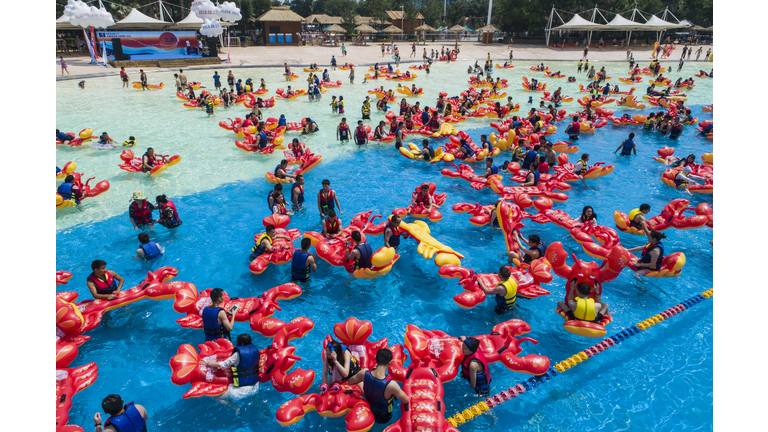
[{"x1": 96, "y1": 31, "x2": 201, "y2": 60}]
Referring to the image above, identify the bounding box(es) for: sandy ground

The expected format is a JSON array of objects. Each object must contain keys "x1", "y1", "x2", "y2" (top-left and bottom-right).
[{"x1": 56, "y1": 42, "x2": 712, "y2": 80}]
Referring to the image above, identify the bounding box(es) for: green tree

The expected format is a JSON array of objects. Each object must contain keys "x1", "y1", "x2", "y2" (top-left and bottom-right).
[
  {"x1": 358, "y1": 0, "x2": 392, "y2": 25},
  {"x1": 446, "y1": 1, "x2": 468, "y2": 27},
  {"x1": 290, "y1": 0, "x2": 314, "y2": 17},
  {"x1": 252, "y1": 0, "x2": 274, "y2": 19},
  {"x1": 419, "y1": 0, "x2": 442, "y2": 28}
]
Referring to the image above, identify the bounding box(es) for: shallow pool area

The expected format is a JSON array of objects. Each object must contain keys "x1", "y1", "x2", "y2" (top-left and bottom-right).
[{"x1": 57, "y1": 59, "x2": 713, "y2": 431}]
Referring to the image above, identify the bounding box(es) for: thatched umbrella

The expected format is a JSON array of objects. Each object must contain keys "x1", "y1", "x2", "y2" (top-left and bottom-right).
[
  {"x1": 414, "y1": 23, "x2": 436, "y2": 45},
  {"x1": 381, "y1": 24, "x2": 403, "y2": 43},
  {"x1": 476, "y1": 24, "x2": 500, "y2": 44},
  {"x1": 706, "y1": 25, "x2": 713, "y2": 31},
  {"x1": 447, "y1": 24, "x2": 465, "y2": 47},
  {"x1": 324, "y1": 24, "x2": 347, "y2": 34},
  {"x1": 355, "y1": 23, "x2": 377, "y2": 45}
]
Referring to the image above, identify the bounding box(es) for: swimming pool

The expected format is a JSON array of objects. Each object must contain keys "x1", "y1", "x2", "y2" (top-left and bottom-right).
[{"x1": 56, "y1": 59, "x2": 713, "y2": 431}]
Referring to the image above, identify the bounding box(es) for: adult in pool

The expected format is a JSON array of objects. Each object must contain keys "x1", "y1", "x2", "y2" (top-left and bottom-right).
[
  {"x1": 627, "y1": 230, "x2": 667, "y2": 278},
  {"x1": 384, "y1": 215, "x2": 402, "y2": 249},
  {"x1": 156, "y1": 195, "x2": 182, "y2": 229},
  {"x1": 480, "y1": 157, "x2": 510, "y2": 178},
  {"x1": 251, "y1": 225, "x2": 292, "y2": 261},
  {"x1": 199, "y1": 333, "x2": 261, "y2": 400},
  {"x1": 419, "y1": 139, "x2": 435, "y2": 161},
  {"x1": 627, "y1": 203, "x2": 652, "y2": 235},
  {"x1": 410, "y1": 184, "x2": 438, "y2": 215},
  {"x1": 129, "y1": 192, "x2": 156, "y2": 231},
  {"x1": 613, "y1": 132, "x2": 636, "y2": 156},
  {"x1": 337, "y1": 117, "x2": 350, "y2": 141},
  {"x1": 141, "y1": 148, "x2": 158, "y2": 173},
  {"x1": 521, "y1": 144, "x2": 540, "y2": 170},
  {"x1": 56, "y1": 129, "x2": 75, "y2": 145},
  {"x1": 354, "y1": 120, "x2": 368, "y2": 146},
  {"x1": 291, "y1": 238, "x2": 317, "y2": 282},
  {"x1": 57, "y1": 175, "x2": 83, "y2": 205},
  {"x1": 346, "y1": 348, "x2": 409, "y2": 425},
  {"x1": 291, "y1": 175, "x2": 305, "y2": 210},
  {"x1": 271, "y1": 192, "x2": 294, "y2": 216},
  {"x1": 318, "y1": 179, "x2": 343, "y2": 219},
  {"x1": 322, "y1": 340, "x2": 362, "y2": 385},
  {"x1": 457, "y1": 336, "x2": 492, "y2": 396},
  {"x1": 267, "y1": 184, "x2": 283, "y2": 212},
  {"x1": 579, "y1": 206, "x2": 598, "y2": 225},
  {"x1": 322, "y1": 210, "x2": 343, "y2": 238},
  {"x1": 572, "y1": 153, "x2": 591, "y2": 186},
  {"x1": 507, "y1": 230, "x2": 545, "y2": 264},
  {"x1": 201, "y1": 288, "x2": 237, "y2": 342},
  {"x1": 520, "y1": 162, "x2": 541, "y2": 187},
  {"x1": 86, "y1": 260, "x2": 125, "y2": 301},
  {"x1": 672, "y1": 166, "x2": 708, "y2": 196},
  {"x1": 344, "y1": 231, "x2": 373, "y2": 271},
  {"x1": 557, "y1": 283, "x2": 610, "y2": 323},
  {"x1": 477, "y1": 266, "x2": 518, "y2": 315},
  {"x1": 136, "y1": 232, "x2": 164, "y2": 262},
  {"x1": 274, "y1": 160, "x2": 296, "y2": 182},
  {"x1": 94, "y1": 394, "x2": 148, "y2": 432}
]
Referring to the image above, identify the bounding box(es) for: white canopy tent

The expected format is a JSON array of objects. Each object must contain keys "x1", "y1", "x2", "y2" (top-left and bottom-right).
[
  {"x1": 546, "y1": 11, "x2": 605, "y2": 46},
  {"x1": 112, "y1": 8, "x2": 171, "y2": 29},
  {"x1": 56, "y1": 14, "x2": 81, "y2": 30}
]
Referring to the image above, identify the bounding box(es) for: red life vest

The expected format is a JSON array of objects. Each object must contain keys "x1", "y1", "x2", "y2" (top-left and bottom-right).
[
  {"x1": 162, "y1": 201, "x2": 181, "y2": 223},
  {"x1": 325, "y1": 217, "x2": 340, "y2": 234},
  {"x1": 274, "y1": 202, "x2": 288, "y2": 215},
  {"x1": 460, "y1": 349, "x2": 492, "y2": 391},
  {"x1": 88, "y1": 271, "x2": 117, "y2": 295},
  {"x1": 355, "y1": 126, "x2": 367, "y2": 141},
  {"x1": 131, "y1": 200, "x2": 153, "y2": 224},
  {"x1": 319, "y1": 189, "x2": 334, "y2": 207},
  {"x1": 413, "y1": 191, "x2": 430, "y2": 206}
]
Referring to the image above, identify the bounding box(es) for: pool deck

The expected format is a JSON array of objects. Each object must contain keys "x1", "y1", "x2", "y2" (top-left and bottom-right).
[{"x1": 56, "y1": 42, "x2": 712, "y2": 81}]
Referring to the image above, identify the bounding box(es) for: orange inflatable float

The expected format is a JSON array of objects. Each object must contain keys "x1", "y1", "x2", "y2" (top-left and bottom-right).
[
  {"x1": 303, "y1": 211, "x2": 400, "y2": 278},
  {"x1": 265, "y1": 151, "x2": 323, "y2": 184},
  {"x1": 169, "y1": 317, "x2": 316, "y2": 397},
  {"x1": 118, "y1": 149, "x2": 181, "y2": 175},
  {"x1": 661, "y1": 168, "x2": 713, "y2": 194},
  {"x1": 521, "y1": 76, "x2": 547, "y2": 91},
  {"x1": 57, "y1": 128, "x2": 95, "y2": 146},
  {"x1": 276, "y1": 383, "x2": 374, "y2": 432},
  {"x1": 392, "y1": 182, "x2": 447, "y2": 222},
  {"x1": 614, "y1": 198, "x2": 711, "y2": 235},
  {"x1": 56, "y1": 171, "x2": 111, "y2": 209},
  {"x1": 56, "y1": 363, "x2": 98, "y2": 432},
  {"x1": 132, "y1": 81, "x2": 164, "y2": 90},
  {"x1": 248, "y1": 215, "x2": 301, "y2": 274},
  {"x1": 439, "y1": 264, "x2": 552, "y2": 309}
]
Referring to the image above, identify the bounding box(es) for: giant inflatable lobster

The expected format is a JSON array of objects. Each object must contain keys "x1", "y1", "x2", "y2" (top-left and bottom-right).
[
  {"x1": 248, "y1": 215, "x2": 302, "y2": 275},
  {"x1": 118, "y1": 149, "x2": 181, "y2": 175},
  {"x1": 56, "y1": 171, "x2": 111, "y2": 209},
  {"x1": 614, "y1": 198, "x2": 712, "y2": 235},
  {"x1": 392, "y1": 182, "x2": 447, "y2": 222},
  {"x1": 303, "y1": 211, "x2": 400, "y2": 279}
]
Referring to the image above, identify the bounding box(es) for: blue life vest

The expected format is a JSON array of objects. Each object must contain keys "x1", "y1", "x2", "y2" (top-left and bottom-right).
[
  {"x1": 278, "y1": 117, "x2": 287, "y2": 127},
  {"x1": 460, "y1": 143, "x2": 474, "y2": 157},
  {"x1": 425, "y1": 145, "x2": 435, "y2": 160},
  {"x1": 385, "y1": 223, "x2": 400, "y2": 248},
  {"x1": 523, "y1": 243, "x2": 546, "y2": 264},
  {"x1": 202, "y1": 306, "x2": 224, "y2": 342},
  {"x1": 323, "y1": 72, "x2": 329, "y2": 81},
  {"x1": 258, "y1": 132, "x2": 268, "y2": 149},
  {"x1": 105, "y1": 402, "x2": 146, "y2": 432},
  {"x1": 621, "y1": 138, "x2": 634, "y2": 155},
  {"x1": 231, "y1": 344, "x2": 259, "y2": 387},
  {"x1": 640, "y1": 242, "x2": 664, "y2": 271},
  {"x1": 57, "y1": 182, "x2": 79, "y2": 203},
  {"x1": 528, "y1": 170, "x2": 540, "y2": 186},
  {"x1": 363, "y1": 370, "x2": 395, "y2": 414},
  {"x1": 140, "y1": 241, "x2": 162, "y2": 261},
  {"x1": 355, "y1": 242, "x2": 373, "y2": 270},
  {"x1": 421, "y1": 111, "x2": 430, "y2": 123},
  {"x1": 489, "y1": 165, "x2": 500, "y2": 175},
  {"x1": 522, "y1": 149, "x2": 537, "y2": 168},
  {"x1": 291, "y1": 250, "x2": 311, "y2": 280},
  {"x1": 274, "y1": 164, "x2": 284, "y2": 178},
  {"x1": 483, "y1": 141, "x2": 494, "y2": 153}
]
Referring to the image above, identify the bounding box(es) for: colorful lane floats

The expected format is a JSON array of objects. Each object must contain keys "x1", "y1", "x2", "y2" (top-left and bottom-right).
[
  {"x1": 118, "y1": 149, "x2": 181, "y2": 175},
  {"x1": 249, "y1": 215, "x2": 302, "y2": 274},
  {"x1": 392, "y1": 182, "x2": 447, "y2": 222},
  {"x1": 56, "y1": 170, "x2": 111, "y2": 210},
  {"x1": 447, "y1": 289, "x2": 714, "y2": 428},
  {"x1": 304, "y1": 211, "x2": 400, "y2": 279},
  {"x1": 276, "y1": 319, "x2": 549, "y2": 432},
  {"x1": 57, "y1": 128, "x2": 95, "y2": 146}
]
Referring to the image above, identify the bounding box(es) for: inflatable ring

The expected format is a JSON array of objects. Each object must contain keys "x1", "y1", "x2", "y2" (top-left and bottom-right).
[{"x1": 557, "y1": 307, "x2": 613, "y2": 338}]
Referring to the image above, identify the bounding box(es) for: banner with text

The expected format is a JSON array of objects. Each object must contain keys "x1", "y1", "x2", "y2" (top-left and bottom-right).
[{"x1": 96, "y1": 31, "x2": 201, "y2": 60}]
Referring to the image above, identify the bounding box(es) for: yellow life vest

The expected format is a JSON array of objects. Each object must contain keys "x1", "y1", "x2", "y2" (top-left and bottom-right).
[
  {"x1": 576, "y1": 159, "x2": 587, "y2": 175},
  {"x1": 628, "y1": 208, "x2": 642, "y2": 221},
  {"x1": 497, "y1": 279, "x2": 518, "y2": 307},
  {"x1": 251, "y1": 233, "x2": 272, "y2": 254},
  {"x1": 362, "y1": 104, "x2": 370, "y2": 114},
  {"x1": 574, "y1": 297, "x2": 597, "y2": 321}
]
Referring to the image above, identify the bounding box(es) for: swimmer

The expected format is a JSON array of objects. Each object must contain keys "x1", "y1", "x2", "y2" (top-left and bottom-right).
[
  {"x1": 673, "y1": 166, "x2": 707, "y2": 196},
  {"x1": 343, "y1": 231, "x2": 373, "y2": 271},
  {"x1": 557, "y1": 283, "x2": 610, "y2": 322},
  {"x1": 318, "y1": 179, "x2": 343, "y2": 218},
  {"x1": 669, "y1": 118, "x2": 683, "y2": 139},
  {"x1": 290, "y1": 238, "x2": 317, "y2": 282},
  {"x1": 251, "y1": 224, "x2": 292, "y2": 261},
  {"x1": 291, "y1": 175, "x2": 305, "y2": 210},
  {"x1": 136, "y1": 232, "x2": 164, "y2": 261},
  {"x1": 478, "y1": 266, "x2": 518, "y2": 315},
  {"x1": 579, "y1": 206, "x2": 597, "y2": 225},
  {"x1": 572, "y1": 153, "x2": 590, "y2": 186},
  {"x1": 129, "y1": 191, "x2": 156, "y2": 231},
  {"x1": 322, "y1": 210, "x2": 342, "y2": 238},
  {"x1": 457, "y1": 336, "x2": 492, "y2": 396},
  {"x1": 354, "y1": 120, "x2": 368, "y2": 146},
  {"x1": 613, "y1": 133, "x2": 636, "y2": 156},
  {"x1": 156, "y1": 195, "x2": 182, "y2": 229},
  {"x1": 337, "y1": 117, "x2": 350, "y2": 141},
  {"x1": 520, "y1": 162, "x2": 541, "y2": 187},
  {"x1": 323, "y1": 340, "x2": 362, "y2": 386},
  {"x1": 98, "y1": 132, "x2": 113, "y2": 145},
  {"x1": 274, "y1": 160, "x2": 296, "y2": 182},
  {"x1": 268, "y1": 184, "x2": 283, "y2": 211},
  {"x1": 419, "y1": 139, "x2": 435, "y2": 161},
  {"x1": 507, "y1": 230, "x2": 545, "y2": 264},
  {"x1": 521, "y1": 144, "x2": 540, "y2": 170},
  {"x1": 78, "y1": 80, "x2": 85, "y2": 89},
  {"x1": 480, "y1": 157, "x2": 509, "y2": 178},
  {"x1": 86, "y1": 259, "x2": 125, "y2": 301},
  {"x1": 410, "y1": 184, "x2": 438, "y2": 214},
  {"x1": 346, "y1": 348, "x2": 409, "y2": 425},
  {"x1": 384, "y1": 215, "x2": 402, "y2": 249},
  {"x1": 200, "y1": 288, "x2": 236, "y2": 342},
  {"x1": 200, "y1": 333, "x2": 261, "y2": 400},
  {"x1": 56, "y1": 129, "x2": 75, "y2": 145},
  {"x1": 373, "y1": 121, "x2": 387, "y2": 139},
  {"x1": 670, "y1": 154, "x2": 696, "y2": 168},
  {"x1": 57, "y1": 174, "x2": 83, "y2": 205},
  {"x1": 626, "y1": 230, "x2": 667, "y2": 278},
  {"x1": 627, "y1": 204, "x2": 651, "y2": 235},
  {"x1": 394, "y1": 121, "x2": 405, "y2": 149},
  {"x1": 454, "y1": 139, "x2": 475, "y2": 160},
  {"x1": 95, "y1": 394, "x2": 148, "y2": 432},
  {"x1": 271, "y1": 192, "x2": 294, "y2": 216}
]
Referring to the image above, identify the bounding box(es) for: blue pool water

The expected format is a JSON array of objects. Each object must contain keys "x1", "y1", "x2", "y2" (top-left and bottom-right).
[{"x1": 57, "y1": 61, "x2": 713, "y2": 431}]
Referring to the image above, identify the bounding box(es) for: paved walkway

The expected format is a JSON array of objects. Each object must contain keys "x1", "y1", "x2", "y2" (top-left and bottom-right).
[{"x1": 56, "y1": 42, "x2": 713, "y2": 81}]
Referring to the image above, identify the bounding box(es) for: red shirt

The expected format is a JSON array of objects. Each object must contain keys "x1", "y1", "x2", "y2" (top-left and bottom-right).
[{"x1": 120, "y1": 70, "x2": 126, "y2": 79}]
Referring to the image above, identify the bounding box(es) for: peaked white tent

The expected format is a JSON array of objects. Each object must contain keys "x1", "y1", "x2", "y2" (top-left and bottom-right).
[
  {"x1": 641, "y1": 15, "x2": 687, "y2": 31},
  {"x1": 112, "y1": 8, "x2": 171, "y2": 29},
  {"x1": 605, "y1": 14, "x2": 646, "y2": 31},
  {"x1": 56, "y1": 14, "x2": 81, "y2": 30},
  {"x1": 547, "y1": 12, "x2": 605, "y2": 47},
  {"x1": 174, "y1": 10, "x2": 234, "y2": 30}
]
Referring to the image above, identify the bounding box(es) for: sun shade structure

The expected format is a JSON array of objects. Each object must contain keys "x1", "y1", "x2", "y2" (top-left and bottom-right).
[
  {"x1": 642, "y1": 15, "x2": 688, "y2": 31},
  {"x1": 381, "y1": 25, "x2": 404, "y2": 33},
  {"x1": 56, "y1": 14, "x2": 81, "y2": 30},
  {"x1": 476, "y1": 24, "x2": 500, "y2": 33},
  {"x1": 112, "y1": 8, "x2": 171, "y2": 30},
  {"x1": 324, "y1": 24, "x2": 347, "y2": 33},
  {"x1": 447, "y1": 24, "x2": 466, "y2": 32},
  {"x1": 414, "y1": 24, "x2": 436, "y2": 45},
  {"x1": 604, "y1": 14, "x2": 646, "y2": 31},
  {"x1": 355, "y1": 24, "x2": 378, "y2": 33}
]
